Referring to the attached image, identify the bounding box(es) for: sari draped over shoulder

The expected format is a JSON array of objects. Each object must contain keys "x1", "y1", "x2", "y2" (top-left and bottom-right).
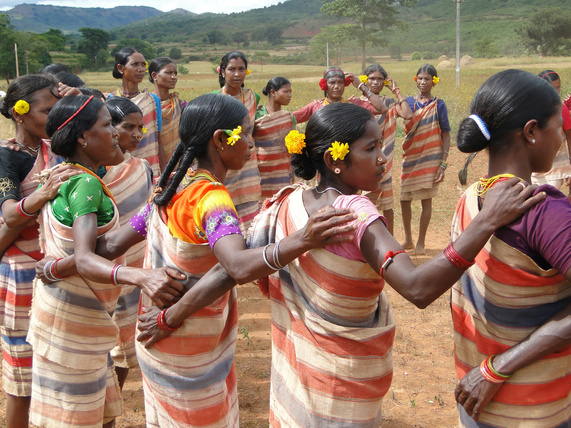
[
  {"x1": 0, "y1": 140, "x2": 59, "y2": 331},
  {"x1": 254, "y1": 109, "x2": 295, "y2": 203},
  {"x1": 248, "y1": 185, "x2": 396, "y2": 427},
  {"x1": 160, "y1": 92, "x2": 183, "y2": 162},
  {"x1": 451, "y1": 184, "x2": 571, "y2": 428},
  {"x1": 136, "y1": 203, "x2": 239, "y2": 428},
  {"x1": 103, "y1": 153, "x2": 153, "y2": 368},
  {"x1": 221, "y1": 88, "x2": 262, "y2": 233},
  {"x1": 401, "y1": 97, "x2": 443, "y2": 193}
]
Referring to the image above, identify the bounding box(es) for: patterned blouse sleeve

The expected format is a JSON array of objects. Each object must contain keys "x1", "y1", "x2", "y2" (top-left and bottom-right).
[{"x1": 198, "y1": 183, "x2": 242, "y2": 249}]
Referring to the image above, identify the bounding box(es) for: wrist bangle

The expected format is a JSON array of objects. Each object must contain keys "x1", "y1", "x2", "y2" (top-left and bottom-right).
[
  {"x1": 443, "y1": 243, "x2": 475, "y2": 270},
  {"x1": 51, "y1": 258, "x2": 65, "y2": 280},
  {"x1": 43, "y1": 261, "x2": 60, "y2": 282},
  {"x1": 272, "y1": 241, "x2": 284, "y2": 269},
  {"x1": 110, "y1": 264, "x2": 123, "y2": 286},
  {"x1": 17, "y1": 197, "x2": 36, "y2": 218},
  {"x1": 357, "y1": 83, "x2": 364, "y2": 91},
  {"x1": 262, "y1": 244, "x2": 279, "y2": 271},
  {"x1": 439, "y1": 161, "x2": 448, "y2": 170},
  {"x1": 157, "y1": 308, "x2": 182, "y2": 332},
  {"x1": 398, "y1": 99, "x2": 407, "y2": 105},
  {"x1": 480, "y1": 355, "x2": 511, "y2": 384}
]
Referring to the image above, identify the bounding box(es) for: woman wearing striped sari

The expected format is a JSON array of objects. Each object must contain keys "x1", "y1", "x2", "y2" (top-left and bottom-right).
[
  {"x1": 139, "y1": 103, "x2": 543, "y2": 427},
  {"x1": 452, "y1": 69, "x2": 571, "y2": 427},
  {"x1": 254, "y1": 77, "x2": 295, "y2": 203},
  {"x1": 401, "y1": 64, "x2": 450, "y2": 255},
  {"x1": 27, "y1": 95, "x2": 184, "y2": 428}
]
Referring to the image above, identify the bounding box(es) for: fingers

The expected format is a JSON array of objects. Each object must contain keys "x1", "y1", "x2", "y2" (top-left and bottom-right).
[
  {"x1": 164, "y1": 267, "x2": 187, "y2": 283},
  {"x1": 521, "y1": 191, "x2": 546, "y2": 210}
]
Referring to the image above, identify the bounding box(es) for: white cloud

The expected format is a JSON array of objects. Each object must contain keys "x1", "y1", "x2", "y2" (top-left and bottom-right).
[{"x1": 0, "y1": 0, "x2": 283, "y2": 13}]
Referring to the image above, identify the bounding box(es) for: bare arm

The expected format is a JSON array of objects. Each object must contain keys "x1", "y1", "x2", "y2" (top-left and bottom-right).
[
  {"x1": 360, "y1": 178, "x2": 546, "y2": 308},
  {"x1": 348, "y1": 72, "x2": 388, "y2": 115},
  {"x1": 386, "y1": 77, "x2": 413, "y2": 120}
]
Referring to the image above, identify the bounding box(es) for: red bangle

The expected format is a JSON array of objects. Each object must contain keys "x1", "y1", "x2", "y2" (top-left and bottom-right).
[
  {"x1": 51, "y1": 258, "x2": 65, "y2": 280},
  {"x1": 480, "y1": 355, "x2": 510, "y2": 384},
  {"x1": 443, "y1": 243, "x2": 475, "y2": 270},
  {"x1": 16, "y1": 197, "x2": 36, "y2": 218},
  {"x1": 380, "y1": 250, "x2": 406, "y2": 278},
  {"x1": 110, "y1": 264, "x2": 122, "y2": 286},
  {"x1": 157, "y1": 309, "x2": 181, "y2": 332}
]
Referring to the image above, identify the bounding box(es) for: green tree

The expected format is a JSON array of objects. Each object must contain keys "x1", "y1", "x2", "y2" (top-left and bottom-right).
[
  {"x1": 0, "y1": 14, "x2": 17, "y2": 83},
  {"x1": 39, "y1": 29, "x2": 66, "y2": 52},
  {"x1": 168, "y1": 47, "x2": 182, "y2": 60},
  {"x1": 474, "y1": 37, "x2": 501, "y2": 59},
  {"x1": 111, "y1": 39, "x2": 157, "y2": 61},
  {"x1": 232, "y1": 32, "x2": 248, "y2": 47},
  {"x1": 516, "y1": 8, "x2": 571, "y2": 56},
  {"x1": 207, "y1": 30, "x2": 228, "y2": 46},
  {"x1": 310, "y1": 25, "x2": 353, "y2": 65},
  {"x1": 78, "y1": 27, "x2": 110, "y2": 68},
  {"x1": 320, "y1": 0, "x2": 417, "y2": 72},
  {"x1": 265, "y1": 26, "x2": 284, "y2": 45}
]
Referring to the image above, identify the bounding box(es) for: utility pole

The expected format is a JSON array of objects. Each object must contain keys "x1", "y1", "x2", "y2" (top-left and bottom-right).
[
  {"x1": 14, "y1": 43, "x2": 19, "y2": 78},
  {"x1": 453, "y1": 0, "x2": 463, "y2": 87}
]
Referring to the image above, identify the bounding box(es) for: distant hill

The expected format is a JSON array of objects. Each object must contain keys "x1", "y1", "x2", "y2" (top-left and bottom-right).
[{"x1": 4, "y1": 4, "x2": 166, "y2": 33}]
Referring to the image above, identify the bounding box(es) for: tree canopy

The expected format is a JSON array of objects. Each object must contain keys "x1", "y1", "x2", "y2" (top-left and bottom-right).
[{"x1": 516, "y1": 8, "x2": 571, "y2": 56}]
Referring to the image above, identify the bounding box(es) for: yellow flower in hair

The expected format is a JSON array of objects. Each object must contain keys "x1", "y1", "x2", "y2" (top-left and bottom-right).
[
  {"x1": 145, "y1": 61, "x2": 149, "y2": 72},
  {"x1": 285, "y1": 130, "x2": 306, "y2": 154},
  {"x1": 246, "y1": 69, "x2": 251, "y2": 76},
  {"x1": 384, "y1": 80, "x2": 391, "y2": 87},
  {"x1": 13, "y1": 100, "x2": 30, "y2": 115},
  {"x1": 358, "y1": 75, "x2": 368, "y2": 84},
  {"x1": 142, "y1": 127, "x2": 148, "y2": 134},
  {"x1": 224, "y1": 126, "x2": 242, "y2": 145},
  {"x1": 328, "y1": 141, "x2": 350, "y2": 161},
  {"x1": 432, "y1": 76, "x2": 440, "y2": 85}
]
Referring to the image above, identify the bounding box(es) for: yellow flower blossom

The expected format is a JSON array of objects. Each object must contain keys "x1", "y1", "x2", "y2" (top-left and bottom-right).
[
  {"x1": 145, "y1": 61, "x2": 149, "y2": 72},
  {"x1": 359, "y1": 75, "x2": 368, "y2": 84},
  {"x1": 14, "y1": 100, "x2": 30, "y2": 115},
  {"x1": 285, "y1": 130, "x2": 306, "y2": 154},
  {"x1": 142, "y1": 127, "x2": 147, "y2": 134},
  {"x1": 224, "y1": 126, "x2": 242, "y2": 145},
  {"x1": 328, "y1": 141, "x2": 350, "y2": 161},
  {"x1": 432, "y1": 76, "x2": 440, "y2": 85},
  {"x1": 246, "y1": 69, "x2": 251, "y2": 76},
  {"x1": 384, "y1": 80, "x2": 391, "y2": 87}
]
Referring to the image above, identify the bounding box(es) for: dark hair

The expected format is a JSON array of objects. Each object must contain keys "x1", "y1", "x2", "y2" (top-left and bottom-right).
[
  {"x1": 154, "y1": 93, "x2": 249, "y2": 206},
  {"x1": 113, "y1": 47, "x2": 140, "y2": 79},
  {"x1": 218, "y1": 51, "x2": 248, "y2": 87},
  {"x1": 457, "y1": 69, "x2": 560, "y2": 154},
  {"x1": 105, "y1": 97, "x2": 142, "y2": 126},
  {"x1": 322, "y1": 66, "x2": 345, "y2": 97},
  {"x1": 364, "y1": 64, "x2": 387, "y2": 79},
  {"x1": 262, "y1": 76, "x2": 290, "y2": 96},
  {"x1": 79, "y1": 87, "x2": 105, "y2": 100},
  {"x1": 148, "y1": 57, "x2": 176, "y2": 83},
  {"x1": 538, "y1": 69, "x2": 560, "y2": 83},
  {"x1": 40, "y1": 63, "x2": 71, "y2": 76},
  {"x1": 54, "y1": 71, "x2": 85, "y2": 88},
  {"x1": 291, "y1": 103, "x2": 373, "y2": 180},
  {"x1": 46, "y1": 95, "x2": 104, "y2": 158},
  {"x1": 0, "y1": 74, "x2": 58, "y2": 122},
  {"x1": 416, "y1": 63, "x2": 438, "y2": 78}
]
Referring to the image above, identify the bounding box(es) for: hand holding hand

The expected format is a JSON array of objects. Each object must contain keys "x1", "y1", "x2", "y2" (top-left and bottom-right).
[
  {"x1": 138, "y1": 267, "x2": 186, "y2": 308},
  {"x1": 137, "y1": 306, "x2": 173, "y2": 348}
]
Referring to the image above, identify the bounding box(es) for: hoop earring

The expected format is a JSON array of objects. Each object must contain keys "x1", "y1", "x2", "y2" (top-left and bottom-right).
[{"x1": 334, "y1": 167, "x2": 341, "y2": 174}]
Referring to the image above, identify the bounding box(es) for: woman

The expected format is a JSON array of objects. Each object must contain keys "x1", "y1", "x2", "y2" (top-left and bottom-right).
[
  {"x1": 360, "y1": 63, "x2": 413, "y2": 235},
  {"x1": 214, "y1": 51, "x2": 261, "y2": 232},
  {"x1": 139, "y1": 103, "x2": 543, "y2": 427},
  {"x1": 112, "y1": 47, "x2": 164, "y2": 178},
  {"x1": 293, "y1": 66, "x2": 388, "y2": 124},
  {"x1": 0, "y1": 74, "x2": 79, "y2": 428},
  {"x1": 452, "y1": 69, "x2": 571, "y2": 426},
  {"x1": 531, "y1": 70, "x2": 571, "y2": 194},
  {"x1": 254, "y1": 76, "x2": 296, "y2": 203},
  {"x1": 133, "y1": 93, "x2": 356, "y2": 427},
  {"x1": 401, "y1": 63, "x2": 451, "y2": 255},
  {"x1": 149, "y1": 56, "x2": 186, "y2": 163},
  {"x1": 103, "y1": 97, "x2": 154, "y2": 388},
  {"x1": 26, "y1": 95, "x2": 185, "y2": 427}
]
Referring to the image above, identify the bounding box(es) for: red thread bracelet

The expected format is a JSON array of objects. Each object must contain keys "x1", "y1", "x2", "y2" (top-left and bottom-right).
[
  {"x1": 380, "y1": 250, "x2": 406, "y2": 278},
  {"x1": 16, "y1": 198, "x2": 36, "y2": 218},
  {"x1": 443, "y1": 243, "x2": 475, "y2": 270}
]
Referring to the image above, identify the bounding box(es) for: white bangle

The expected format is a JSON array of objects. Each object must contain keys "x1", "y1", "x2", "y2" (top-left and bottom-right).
[
  {"x1": 272, "y1": 241, "x2": 284, "y2": 269},
  {"x1": 262, "y1": 244, "x2": 278, "y2": 271},
  {"x1": 357, "y1": 83, "x2": 364, "y2": 91}
]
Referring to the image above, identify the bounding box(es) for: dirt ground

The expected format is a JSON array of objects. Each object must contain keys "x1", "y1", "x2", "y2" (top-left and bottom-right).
[{"x1": 0, "y1": 147, "x2": 489, "y2": 427}]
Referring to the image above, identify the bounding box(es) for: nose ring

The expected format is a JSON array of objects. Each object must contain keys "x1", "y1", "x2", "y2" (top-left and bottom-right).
[{"x1": 135, "y1": 135, "x2": 143, "y2": 141}]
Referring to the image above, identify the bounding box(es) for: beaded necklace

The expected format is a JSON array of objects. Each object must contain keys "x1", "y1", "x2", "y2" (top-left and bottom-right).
[
  {"x1": 15, "y1": 142, "x2": 39, "y2": 157},
  {"x1": 322, "y1": 97, "x2": 344, "y2": 107},
  {"x1": 118, "y1": 87, "x2": 141, "y2": 98},
  {"x1": 222, "y1": 87, "x2": 245, "y2": 104},
  {"x1": 181, "y1": 168, "x2": 221, "y2": 188},
  {"x1": 413, "y1": 95, "x2": 434, "y2": 113},
  {"x1": 474, "y1": 173, "x2": 516, "y2": 197}
]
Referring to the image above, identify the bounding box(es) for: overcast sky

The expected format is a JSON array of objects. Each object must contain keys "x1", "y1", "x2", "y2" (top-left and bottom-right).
[{"x1": 0, "y1": 0, "x2": 283, "y2": 13}]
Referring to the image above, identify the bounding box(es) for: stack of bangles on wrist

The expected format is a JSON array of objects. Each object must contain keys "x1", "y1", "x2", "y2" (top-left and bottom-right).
[
  {"x1": 157, "y1": 308, "x2": 182, "y2": 332},
  {"x1": 480, "y1": 355, "x2": 511, "y2": 383},
  {"x1": 110, "y1": 264, "x2": 123, "y2": 286},
  {"x1": 439, "y1": 160, "x2": 448, "y2": 170},
  {"x1": 443, "y1": 242, "x2": 475, "y2": 270},
  {"x1": 42, "y1": 258, "x2": 65, "y2": 282},
  {"x1": 262, "y1": 242, "x2": 284, "y2": 271},
  {"x1": 16, "y1": 197, "x2": 37, "y2": 218}
]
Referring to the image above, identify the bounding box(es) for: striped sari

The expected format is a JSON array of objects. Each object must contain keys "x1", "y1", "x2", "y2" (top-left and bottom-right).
[
  {"x1": 103, "y1": 154, "x2": 153, "y2": 368},
  {"x1": 115, "y1": 89, "x2": 161, "y2": 179},
  {"x1": 136, "y1": 205, "x2": 239, "y2": 428},
  {"x1": 362, "y1": 96, "x2": 398, "y2": 211},
  {"x1": 248, "y1": 185, "x2": 396, "y2": 427},
  {"x1": 0, "y1": 140, "x2": 58, "y2": 396},
  {"x1": 451, "y1": 185, "x2": 571, "y2": 427},
  {"x1": 254, "y1": 109, "x2": 295, "y2": 203},
  {"x1": 401, "y1": 97, "x2": 443, "y2": 195},
  {"x1": 28, "y1": 198, "x2": 123, "y2": 427},
  {"x1": 160, "y1": 92, "x2": 184, "y2": 163},
  {"x1": 218, "y1": 88, "x2": 262, "y2": 233}
]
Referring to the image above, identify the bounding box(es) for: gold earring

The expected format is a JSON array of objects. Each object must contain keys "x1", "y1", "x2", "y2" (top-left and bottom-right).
[{"x1": 81, "y1": 142, "x2": 87, "y2": 149}]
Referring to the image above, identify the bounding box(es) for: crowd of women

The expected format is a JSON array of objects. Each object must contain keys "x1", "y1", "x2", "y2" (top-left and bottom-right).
[{"x1": 0, "y1": 47, "x2": 569, "y2": 428}]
